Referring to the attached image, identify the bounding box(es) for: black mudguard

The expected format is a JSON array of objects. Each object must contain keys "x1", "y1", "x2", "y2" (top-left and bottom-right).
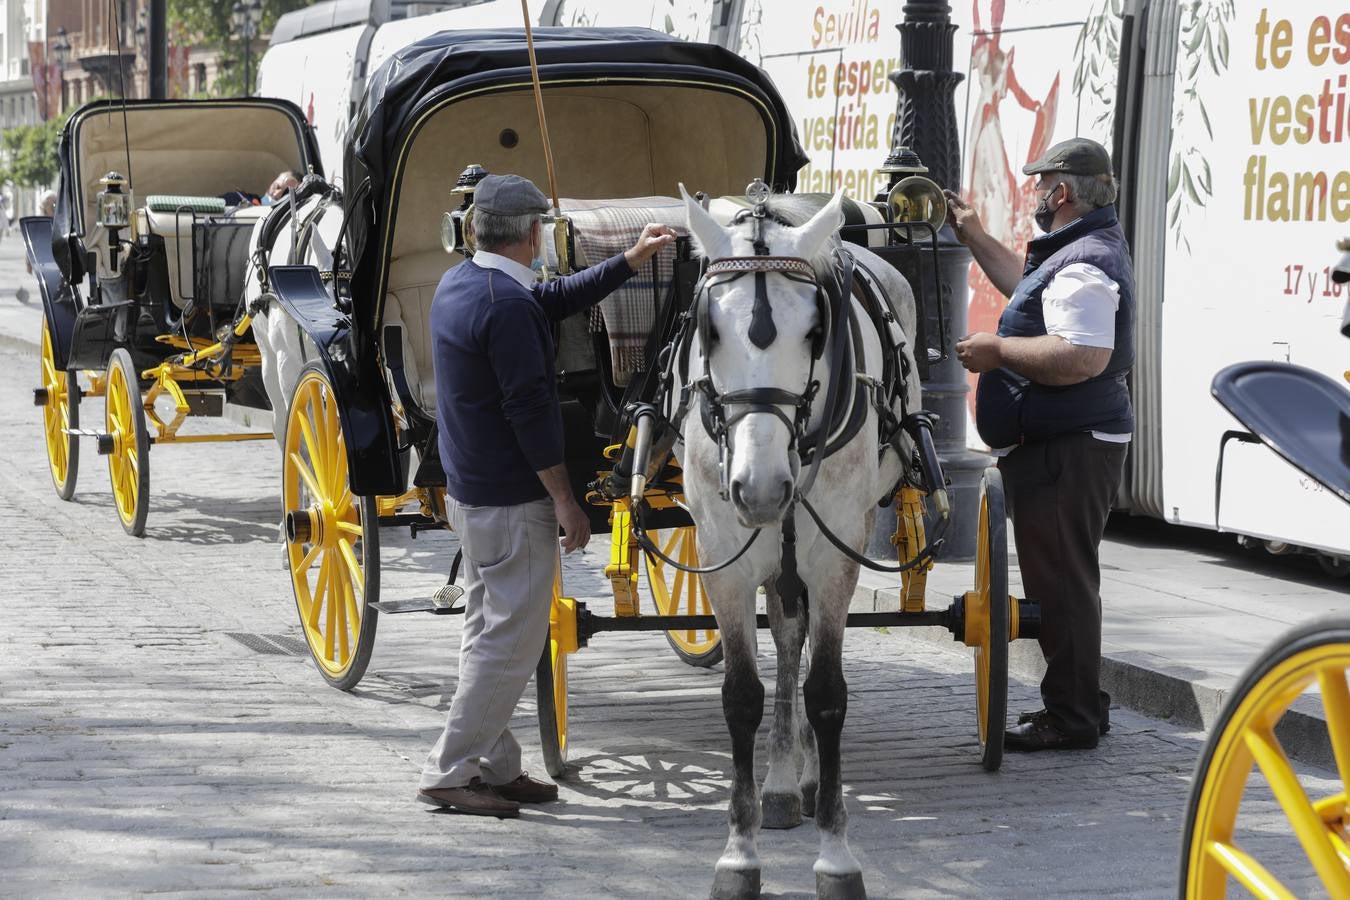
[
  {"x1": 20, "y1": 216, "x2": 76, "y2": 369},
  {"x1": 268, "y1": 265, "x2": 402, "y2": 496}
]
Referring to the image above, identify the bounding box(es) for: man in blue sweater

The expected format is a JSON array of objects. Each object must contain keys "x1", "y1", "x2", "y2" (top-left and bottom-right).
[
  {"x1": 946, "y1": 138, "x2": 1134, "y2": 752},
  {"x1": 418, "y1": 174, "x2": 674, "y2": 816}
]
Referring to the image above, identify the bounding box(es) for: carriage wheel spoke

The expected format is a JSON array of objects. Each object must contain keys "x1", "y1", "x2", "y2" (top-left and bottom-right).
[
  {"x1": 309, "y1": 554, "x2": 331, "y2": 630},
  {"x1": 1246, "y1": 725, "x2": 1350, "y2": 891},
  {"x1": 324, "y1": 553, "x2": 338, "y2": 661},
  {"x1": 292, "y1": 542, "x2": 322, "y2": 578},
  {"x1": 298, "y1": 415, "x2": 324, "y2": 488},
  {"x1": 1318, "y1": 668, "x2": 1350, "y2": 789},
  {"x1": 289, "y1": 452, "x2": 323, "y2": 502},
  {"x1": 343, "y1": 576, "x2": 361, "y2": 643},
  {"x1": 337, "y1": 538, "x2": 365, "y2": 594},
  {"x1": 1204, "y1": 841, "x2": 1297, "y2": 900}
]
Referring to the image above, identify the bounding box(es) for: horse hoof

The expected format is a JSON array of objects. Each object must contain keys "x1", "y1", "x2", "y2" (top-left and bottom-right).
[
  {"x1": 800, "y1": 783, "x2": 818, "y2": 818},
  {"x1": 710, "y1": 867, "x2": 761, "y2": 900},
  {"x1": 761, "y1": 792, "x2": 802, "y2": 829},
  {"x1": 816, "y1": 871, "x2": 867, "y2": 900}
]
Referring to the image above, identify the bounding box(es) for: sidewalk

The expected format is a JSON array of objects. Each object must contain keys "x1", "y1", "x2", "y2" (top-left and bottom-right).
[
  {"x1": 4, "y1": 234, "x2": 1346, "y2": 765},
  {"x1": 853, "y1": 512, "x2": 1348, "y2": 768}
]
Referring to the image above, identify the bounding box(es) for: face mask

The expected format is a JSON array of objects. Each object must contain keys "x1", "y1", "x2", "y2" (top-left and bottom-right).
[
  {"x1": 1033, "y1": 183, "x2": 1063, "y2": 233},
  {"x1": 261, "y1": 194, "x2": 274, "y2": 207}
]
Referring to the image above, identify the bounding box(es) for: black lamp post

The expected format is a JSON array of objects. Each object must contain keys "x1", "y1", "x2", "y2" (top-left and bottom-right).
[
  {"x1": 880, "y1": 0, "x2": 988, "y2": 561},
  {"x1": 52, "y1": 27, "x2": 71, "y2": 116},
  {"x1": 230, "y1": 0, "x2": 263, "y2": 96}
]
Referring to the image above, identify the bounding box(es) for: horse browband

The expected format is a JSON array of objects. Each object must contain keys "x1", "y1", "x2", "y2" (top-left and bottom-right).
[{"x1": 703, "y1": 256, "x2": 815, "y2": 280}]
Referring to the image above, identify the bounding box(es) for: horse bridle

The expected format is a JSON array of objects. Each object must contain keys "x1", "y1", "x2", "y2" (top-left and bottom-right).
[{"x1": 676, "y1": 202, "x2": 838, "y2": 500}]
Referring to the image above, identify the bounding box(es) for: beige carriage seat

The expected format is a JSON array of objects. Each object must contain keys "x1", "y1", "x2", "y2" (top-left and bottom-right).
[
  {"x1": 566, "y1": 194, "x2": 887, "y2": 385},
  {"x1": 384, "y1": 249, "x2": 455, "y2": 413},
  {"x1": 137, "y1": 197, "x2": 269, "y2": 309}
]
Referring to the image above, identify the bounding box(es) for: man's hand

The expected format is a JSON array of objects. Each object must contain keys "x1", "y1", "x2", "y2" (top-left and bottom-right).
[
  {"x1": 624, "y1": 223, "x2": 678, "y2": 270},
  {"x1": 955, "y1": 332, "x2": 1003, "y2": 373},
  {"x1": 943, "y1": 190, "x2": 985, "y2": 247},
  {"x1": 555, "y1": 497, "x2": 591, "y2": 554}
]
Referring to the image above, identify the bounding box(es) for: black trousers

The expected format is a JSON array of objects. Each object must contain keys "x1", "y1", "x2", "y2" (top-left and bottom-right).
[{"x1": 998, "y1": 432, "x2": 1127, "y2": 737}]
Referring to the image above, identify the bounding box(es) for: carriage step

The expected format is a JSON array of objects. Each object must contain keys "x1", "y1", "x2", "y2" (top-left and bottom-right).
[{"x1": 371, "y1": 585, "x2": 465, "y2": 616}]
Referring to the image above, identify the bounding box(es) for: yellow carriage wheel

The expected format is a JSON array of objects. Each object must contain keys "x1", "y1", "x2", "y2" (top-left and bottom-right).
[
  {"x1": 39, "y1": 318, "x2": 79, "y2": 500},
  {"x1": 1180, "y1": 618, "x2": 1350, "y2": 899},
  {"x1": 104, "y1": 348, "x2": 150, "y2": 536},
  {"x1": 283, "y1": 366, "x2": 379, "y2": 691},
  {"x1": 965, "y1": 466, "x2": 1009, "y2": 773},
  {"x1": 537, "y1": 567, "x2": 572, "y2": 778},
  {"x1": 644, "y1": 526, "x2": 723, "y2": 667}
]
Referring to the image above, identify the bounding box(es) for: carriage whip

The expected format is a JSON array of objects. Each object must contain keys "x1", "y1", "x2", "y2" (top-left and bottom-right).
[{"x1": 520, "y1": 0, "x2": 562, "y2": 214}]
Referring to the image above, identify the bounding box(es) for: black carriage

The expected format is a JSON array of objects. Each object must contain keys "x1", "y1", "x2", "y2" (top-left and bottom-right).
[
  {"x1": 263, "y1": 27, "x2": 1034, "y2": 775},
  {"x1": 25, "y1": 98, "x2": 320, "y2": 534}
]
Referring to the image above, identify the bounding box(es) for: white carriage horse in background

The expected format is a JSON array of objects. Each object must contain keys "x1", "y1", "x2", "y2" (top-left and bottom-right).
[
  {"x1": 671, "y1": 185, "x2": 922, "y2": 900},
  {"x1": 242, "y1": 181, "x2": 345, "y2": 444}
]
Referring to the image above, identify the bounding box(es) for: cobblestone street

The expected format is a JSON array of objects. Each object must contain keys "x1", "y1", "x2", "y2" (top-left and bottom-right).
[{"x1": 0, "y1": 340, "x2": 1333, "y2": 899}]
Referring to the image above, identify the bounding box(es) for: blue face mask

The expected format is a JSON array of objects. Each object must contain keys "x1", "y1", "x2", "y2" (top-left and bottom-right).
[
  {"x1": 261, "y1": 194, "x2": 274, "y2": 207},
  {"x1": 530, "y1": 234, "x2": 546, "y2": 274}
]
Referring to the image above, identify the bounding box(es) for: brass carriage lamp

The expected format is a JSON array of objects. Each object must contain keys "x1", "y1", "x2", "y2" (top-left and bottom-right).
[
  {"x1": 96, "y1": 171, "x2": 132, "y2": 271},
  {"x1": 878, "y1": 147, "x2": 947, "y2": 239},
  {"x1": 441, "y1": 163, "x2": 489, "y2": 256}
]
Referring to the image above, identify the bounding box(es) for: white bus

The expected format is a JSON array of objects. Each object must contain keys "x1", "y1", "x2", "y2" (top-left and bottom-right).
[{"x1": 259, "y1": 0, "x2": 1350, "y2": 573}]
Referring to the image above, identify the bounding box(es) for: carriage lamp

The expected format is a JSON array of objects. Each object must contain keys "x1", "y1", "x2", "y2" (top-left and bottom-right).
[
  {"x1": 878, "y1": 147, "x2": 947, "y2": 239},
  {"x1": 441, "y1": 163, "x2": 489, "y2": 255},
  {"x1": 96, "y1": 171, "x2": 132, "y2": 272},
  {"x1": 542, "y1": 214, "x2": 575, "y2": 276},
  {"x1": 96, "y1": 171, "x2": 131, "y2": 229}
]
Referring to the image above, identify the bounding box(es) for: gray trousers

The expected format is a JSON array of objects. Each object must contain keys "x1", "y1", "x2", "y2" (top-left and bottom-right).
[{"x1": 420, "y1": 495, "x2": 558, "y2": 790}]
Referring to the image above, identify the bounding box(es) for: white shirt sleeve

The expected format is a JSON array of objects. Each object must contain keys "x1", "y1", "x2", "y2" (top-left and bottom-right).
[{"x1": 1041, "y1": 262, "x2": 1119, "y2": 350}]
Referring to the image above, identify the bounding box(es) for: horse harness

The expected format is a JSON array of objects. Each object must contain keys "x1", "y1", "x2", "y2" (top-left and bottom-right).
[{"x1": 636, "y1": 196, "x2": 928, "y2": 615}]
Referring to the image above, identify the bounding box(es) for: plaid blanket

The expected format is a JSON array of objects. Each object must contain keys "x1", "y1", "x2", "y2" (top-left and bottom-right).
[{"x1": 562, "y1": 197, "x2": 687, "y2": 384}]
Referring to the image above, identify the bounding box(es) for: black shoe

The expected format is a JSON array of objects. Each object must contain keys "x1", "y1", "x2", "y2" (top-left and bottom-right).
[
  {"x1": 1005, "y1": 711, "x2": 1098, "y2": 752},
  {"x1": 1018, "y1": 691, "x2": 1111, "y2": 736}
]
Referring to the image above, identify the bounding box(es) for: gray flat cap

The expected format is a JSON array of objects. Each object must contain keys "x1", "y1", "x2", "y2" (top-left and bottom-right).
[
  {"x1": 1023, "y1": 137, "x2": 1113, "y2": 177},
  {"x1": 473, "y1": 174, "x2": 550, "y2": 216}
]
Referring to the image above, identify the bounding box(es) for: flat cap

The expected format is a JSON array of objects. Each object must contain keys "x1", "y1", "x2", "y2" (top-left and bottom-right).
[
  {"x1": 1023, "y1": 137, "x2": 1113, "y2": 177},
  {"x1": 473, "y1": 174, "x2": 550, "y2": 216}
]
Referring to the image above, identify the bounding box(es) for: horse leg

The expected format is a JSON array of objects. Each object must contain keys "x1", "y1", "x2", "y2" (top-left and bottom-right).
[
  {"x1": 798, "y1": 648, "x2": 819, "y2": 818},
  {"x1": 711, "y1": 623, "x2": 765, "y2": 900},
  {"x1": 805, "y1": 620, "x2": 865, "y2": 900},
  {"x1": 761, "y1": 579, "x2": 805, "y2": 830}
]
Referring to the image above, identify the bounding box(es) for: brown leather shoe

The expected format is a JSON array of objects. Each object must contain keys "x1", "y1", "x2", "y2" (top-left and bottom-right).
[
  {"x1": 491, "y1": 772, "x2": 558, "y2": 804},
  {"x1": 417, "y1": 779, "x2": 520, "y2": 818},
  {"x1": 1005, "y1": 711, "x2": 1098, "y2": 752}
]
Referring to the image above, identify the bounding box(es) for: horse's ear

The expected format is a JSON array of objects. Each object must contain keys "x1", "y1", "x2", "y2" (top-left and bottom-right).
[
  {"x1": 679, "y1": 183, "x2": 730, "y2": 259},
  {"x1": 793, "y1": 188, "x2": 846, "y2": 259}
]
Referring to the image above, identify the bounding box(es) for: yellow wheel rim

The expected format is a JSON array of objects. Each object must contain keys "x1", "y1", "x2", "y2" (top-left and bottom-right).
[
  {"x1": 1186, "y1": 643, "x2": 1350, "y2": 898},
  {"x1": 284, "y1": 371, "x2": 364, "y2": 679},
  {"x1": 40, "y1": 320, "x2": 72, "y2": 490},
  {"x1": 644, "y1": 527, "x2": 720, "y2": 657},
  {"x1": 971, "y1": 490, "x2": 992, "y2": 743},
  {"x1": 105, "y1": 356, "x2": 141, "y2": 528},
  {"x1": 549, "y1": 566, "x2": 570, "y2": 760}
]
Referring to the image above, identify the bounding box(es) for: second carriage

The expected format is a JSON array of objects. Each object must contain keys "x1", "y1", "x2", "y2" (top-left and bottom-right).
[
  {"x1": 26, "y1": 98, "x2": 321, "y2": 535},
  {"x1": 255, "y1": 27, "x2": 1038, "y2": 776}
]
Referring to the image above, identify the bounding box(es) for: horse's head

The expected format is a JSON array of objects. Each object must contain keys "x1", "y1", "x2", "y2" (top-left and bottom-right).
[{"x1": 680, "y1": 185, "x2": 846, "y2": 529}]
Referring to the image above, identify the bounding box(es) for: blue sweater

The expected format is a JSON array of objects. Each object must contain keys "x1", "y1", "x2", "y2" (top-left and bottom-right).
[{"x1": 430, "y1": 254, "x2": 635, "y2": 506}]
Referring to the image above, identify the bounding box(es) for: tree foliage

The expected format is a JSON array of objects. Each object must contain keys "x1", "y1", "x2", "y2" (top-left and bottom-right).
[
  {"x1": 0, "y1": 111, "x2": 71, "y2": 189},
  {"x1": 169, "y1": 0, "x2": 313, "y2": 96}
]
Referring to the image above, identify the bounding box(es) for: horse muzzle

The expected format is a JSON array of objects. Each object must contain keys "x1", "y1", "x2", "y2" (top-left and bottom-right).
[{"x1": 729, "y1": 473, "x2": 794, "y2": 528}]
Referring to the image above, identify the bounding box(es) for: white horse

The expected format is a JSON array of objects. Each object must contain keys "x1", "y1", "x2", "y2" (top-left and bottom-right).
[
  {"x1": 671, "y1": 186, "x2": 921, "y2": 900},
  {"x1": 242, "y1": 185, "x2": 343, "y2": 443}
]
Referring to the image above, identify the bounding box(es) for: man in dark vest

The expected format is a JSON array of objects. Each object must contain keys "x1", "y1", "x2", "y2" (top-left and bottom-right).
[{"x1": 944, "y1": 137, "x2": 1134, "y2": 751}]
